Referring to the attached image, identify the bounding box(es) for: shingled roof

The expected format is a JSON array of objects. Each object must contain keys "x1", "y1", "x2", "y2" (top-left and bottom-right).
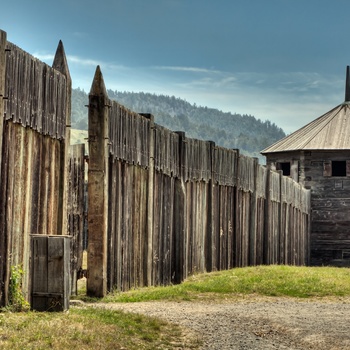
[{"x1": 261, "y1": 67, "x2": 350, "y2": 154}]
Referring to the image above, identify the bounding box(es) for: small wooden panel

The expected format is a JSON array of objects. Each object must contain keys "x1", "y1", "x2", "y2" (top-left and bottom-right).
[{"x1": 31, "y1": 235, "x2": 71, "y2": 311}]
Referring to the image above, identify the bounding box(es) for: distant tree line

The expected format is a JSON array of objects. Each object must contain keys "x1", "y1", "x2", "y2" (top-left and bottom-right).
[{"x1": 71, "y1": 88, "x2": 285, "y2": 160}]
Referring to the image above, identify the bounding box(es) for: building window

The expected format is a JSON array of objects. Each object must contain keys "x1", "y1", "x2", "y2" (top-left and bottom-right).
[
  {"x1": 324, "y1": 160, "x2": 350, "y2": 177},
  {"x1": 332, "y1": 161, "x2": 346, "y2": 176},
  {"x1": 277, "y1": 162, "x2": 290, "y2": 176}
]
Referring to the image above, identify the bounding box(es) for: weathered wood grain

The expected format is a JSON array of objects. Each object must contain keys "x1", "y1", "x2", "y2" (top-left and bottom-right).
[
  {"x1": 31, "y1": 235, "x2": 71, "y2": 311},
  {"x1": 68, "y1": 144, "x2": 85, "y2": 295},
  {"x1": 266, "y1": 149, "x2": 349, "y2": 266},
  {"x1": 0, "y1": 31, "x2": 72, "y2": 306}
]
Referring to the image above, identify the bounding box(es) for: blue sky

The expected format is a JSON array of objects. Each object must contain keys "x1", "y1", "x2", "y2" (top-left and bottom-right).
[{"x1": 2, "y1": 0, "x2": 350, "y2": 133}]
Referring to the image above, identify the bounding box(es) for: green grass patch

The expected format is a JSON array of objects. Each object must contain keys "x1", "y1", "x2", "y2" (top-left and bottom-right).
[
  {"x1": 3, "y1": 265, "x2": 350, "y2": 349},
  {"x1": 0, "y1": 307, "x2": 199, "y2": 349},
  {"x1": 101, "y1": 265, "x2": 350, "y2": 302}
]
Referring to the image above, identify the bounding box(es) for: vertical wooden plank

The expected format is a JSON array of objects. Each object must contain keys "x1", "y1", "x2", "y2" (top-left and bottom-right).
[
  {"x1": 113, "y1": 161, "x2": 123, "y2": 291},
  {"x1": 146, "y1": 114, "x2": 155, "y2": 286},
  {"x1": 87, "y1": 66, "x2": 109, "y2": 297},
  {"x1": 249, "y1": 158, "x2": 258, "y2": 266},
  {"x1": 31, "y1": 236, "x2": 48, "y2": 310},
  {"x1": 30, "y1": 132, "x2": 41, "y2": 235},
  {"x1": 173, "y1": 177, "x2": 184, "y2": 283},
  {"x1": 68, "y1": 144, "x2": 85, "y2": 295},
  {"x1": 53, "y1": 41, "x2": 71, "y2": 236},
  {"x1": 212, "y1": 183, "x2": 219, "y2": 270},
  {"x1": 22, "y1": 128, "x2": 34, "y2": 300},
  {"x1": 0, "y1": 36, "x2": 8, "y2": 299},
  {"x1": 133, "y1": 166, "x2": 140, "y2": 287},
  {"x1": 116, "y1": 161, "x2": 123, "y2": 290},
  {"x1": 200, "y1": 182, "x2": 207, "y2": 272},
  {"x1": 123, "y1": 163, "x2": 130, "y2": 290},
  {"x1": 205, "y1": 141, "x2": 214, "y2": 272},
  {"x1": 186, "y1": 180, "x2": 192, "y2": 274},
  {"x1": 38, "y1": 136, "x2": 49, "y2": 235},
  {"x1": 0, "y1": 120, "x2": 10, "y2": 305},
  {"x1": 47, "y1": 236, "x2": 70, "y2": 311},
  {"x1": 139, "y1": 167, "x2": 147, "y2": 287},
  {"x1": 47, "y1": 237, "x2": 64, "y2": 293},
  {"x1": 277, "y1": 170, "x2": 283, "y2": 264},
  {"x1": 4, "y1": 122, "x2": 16, "y2": 304},
  {"x1": 173, "y1": 132, "x2": 185, "y2": 282},
  {"x1": 226, "y1": 186, "x2": 233, "y2": 269},
  {"x1": 263, "y1": 168, "x2": 271, "y2": 264},
  {"x1": 10, "y1": 124, "x2": 25, "y2": 267},
  {"x1": 107, "y1": 158, "x2": 116, "y2": 291},
  {"x1": 0, "y1": 30, "x2": 6, "y2": 179}
]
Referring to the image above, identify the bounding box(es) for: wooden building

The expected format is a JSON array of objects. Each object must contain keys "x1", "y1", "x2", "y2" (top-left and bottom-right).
[{"x1": 262, "y1": 67, "x2": 350, "y2": 266}]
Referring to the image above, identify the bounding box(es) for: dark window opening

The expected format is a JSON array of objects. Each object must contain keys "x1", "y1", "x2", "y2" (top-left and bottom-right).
[
  {"x1": 332, "y1": 161, "x2": 346, "y2": 177},
  {"x1": 278, "y1": 162, "x2": 290, "y2": 176}
]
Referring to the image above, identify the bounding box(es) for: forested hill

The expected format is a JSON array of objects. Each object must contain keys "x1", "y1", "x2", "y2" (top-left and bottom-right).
[{"x1": 72, "y1": 88, "x2": 285, "y2": 159}]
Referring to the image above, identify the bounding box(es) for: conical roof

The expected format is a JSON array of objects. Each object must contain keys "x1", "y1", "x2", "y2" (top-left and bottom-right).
[{"x1": 261, "y1": 67, "x2": 350, "y2": 154}]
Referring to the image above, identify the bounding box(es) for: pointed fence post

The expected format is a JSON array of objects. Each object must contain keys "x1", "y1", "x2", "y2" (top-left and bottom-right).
[
  {"x1": 345, "y1": 66, "x2": 350, "y2": 102},
  {"x1": 87, "y1": 66, "x2": 109, "y2": 297},
  {"x1": 0, "y1": 29, "x2": 6, "y2": 306},
  {"x1": 0, "y1": 30, "x2": 6, "y2": 184},
  {"x1": 52, "y1": 40, "x2": 71, "y2": 236},
  {"x1": 139, "y1": 113, "x2": 155, "y2": 286}
]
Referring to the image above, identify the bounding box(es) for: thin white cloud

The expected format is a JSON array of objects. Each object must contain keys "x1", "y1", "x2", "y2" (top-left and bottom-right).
[
  {"x1": 34, "y1": 52, "x2": 128, "y2": 71},
  {"x1": 154, "y1": 65, "x2": 222, "y2": 74},
  {"x1": 67, "y1": 55, "x2": 100, "y2": 67},
  {"x1": 33, "y1": 53, "x2": 54, "y2": 61},
  {"x1": 68, "y1": 56, "x2": 128, "y2": 71}
]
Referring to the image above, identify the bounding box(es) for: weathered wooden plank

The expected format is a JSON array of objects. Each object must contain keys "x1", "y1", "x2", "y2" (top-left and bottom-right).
[
  {"x1": 0, "y1": 30, "x2": 6, "y2": 183},
  {"x1": 173, "y1": 178, "x2": 184, "y2": 283},
  {"x1": 0, "y1": 121, "x2": 10, "y2": 305},
  {"x1": 152, "y1": 171, "x2": 161, "y2": 285},
  {"x1": 31, "y1": 236, "x2": 48, "y2": 296},
  {"x1": 87, "y1": 66, "x2": 109, "y2": 297},
  {"x1": 68, "y1": 144, "x2": 85, "y2": 295},
  {"x1": 107, "y1": 158, "x2": 116, "y2": 291},
  {"x1": 146, "y1": 115, "x2": 155, "y2": 286}
]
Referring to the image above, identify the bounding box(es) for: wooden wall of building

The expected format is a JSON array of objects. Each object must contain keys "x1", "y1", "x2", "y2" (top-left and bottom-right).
[
  {"x1": 265, "y1": 150, "x2": 350, "y2": 266},
  {"x1": 302, "y1": 151, "x2": 350, "y2": 266},
  {"x1": 87, "y1": 67, "x2": 311, "y2": 296}
]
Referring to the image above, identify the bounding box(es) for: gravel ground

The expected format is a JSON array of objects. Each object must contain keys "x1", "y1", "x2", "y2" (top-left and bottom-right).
[{"x1": 85, "y1": 297, "x2": 350, "y2": 350}]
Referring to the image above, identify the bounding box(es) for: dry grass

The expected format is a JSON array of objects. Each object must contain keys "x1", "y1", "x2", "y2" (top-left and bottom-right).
[{"x1": 0, "y1": 307, "x2": 200, "y2": 349}]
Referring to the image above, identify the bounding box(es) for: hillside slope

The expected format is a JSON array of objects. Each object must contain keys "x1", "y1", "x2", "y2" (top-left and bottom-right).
[{"x1": 72, "y1": 88, "x2": 285, "y2": 159}]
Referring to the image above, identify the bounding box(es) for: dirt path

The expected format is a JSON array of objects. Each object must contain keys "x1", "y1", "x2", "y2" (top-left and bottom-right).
[{"x1": 86, "y1": 297, "x2": 350, "y2": 349}]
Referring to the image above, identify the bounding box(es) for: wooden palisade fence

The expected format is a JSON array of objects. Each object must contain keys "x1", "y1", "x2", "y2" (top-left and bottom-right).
[
  {"x1": 0, "y1": 29, "x2": 85, "y2": 307},
  {"x1": 0, "y1": 27, "x2": 310, "y2": 303},
  {"x1": 87, "y1": 66, "x2": 311, "y2": 296}
]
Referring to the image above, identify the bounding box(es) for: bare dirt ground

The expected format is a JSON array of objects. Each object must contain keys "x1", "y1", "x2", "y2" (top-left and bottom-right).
[{"x1": 87, "y1": 296, "x2": 350, "y2": 350}]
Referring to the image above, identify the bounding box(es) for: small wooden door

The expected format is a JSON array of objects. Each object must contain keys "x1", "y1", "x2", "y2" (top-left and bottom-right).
[{"x1": 30, "y1": 235, "x2": 71, "y2": 311}]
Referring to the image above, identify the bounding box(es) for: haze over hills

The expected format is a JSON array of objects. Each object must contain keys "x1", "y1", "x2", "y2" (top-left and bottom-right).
[{"x1": 72, "y1": 88, "x2": 285, "y2": 161}]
